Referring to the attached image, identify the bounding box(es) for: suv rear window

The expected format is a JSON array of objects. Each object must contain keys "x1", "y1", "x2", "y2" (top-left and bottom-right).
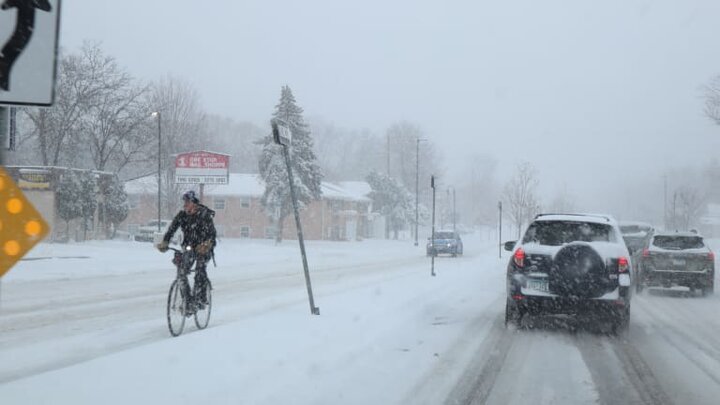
[
  {"x1": 522, "y1": 221, "x2": 614, "y2": 245},
  {"x1": 434, "y1": 232, "x2": 457, "y2": 239},
  {"x1": 652, "y1": 236, "x2": 704, "y2": 250}
]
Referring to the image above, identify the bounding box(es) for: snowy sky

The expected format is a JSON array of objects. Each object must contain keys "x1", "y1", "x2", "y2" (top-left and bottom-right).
[{"x1": 59, "y1": 0, "x2": 720, "y2": 210}]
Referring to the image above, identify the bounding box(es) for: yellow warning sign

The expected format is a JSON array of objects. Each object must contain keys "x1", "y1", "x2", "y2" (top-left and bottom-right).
[{"x1": 0, "y1": 166, "x2": 50, "y2": 278}]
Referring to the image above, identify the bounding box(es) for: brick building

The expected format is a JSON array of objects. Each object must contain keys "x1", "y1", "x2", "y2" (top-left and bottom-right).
[{"x1": 122, "y1": 173, "x2": 380, "y2": 241}]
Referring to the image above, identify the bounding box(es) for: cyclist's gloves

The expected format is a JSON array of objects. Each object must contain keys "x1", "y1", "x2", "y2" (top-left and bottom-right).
[
  {"x1": 196, "y1": 240, "x2": 213, "y2": 255},
  {"x1": 157, "y1": 241, "x2": 169, "y2": 252}
]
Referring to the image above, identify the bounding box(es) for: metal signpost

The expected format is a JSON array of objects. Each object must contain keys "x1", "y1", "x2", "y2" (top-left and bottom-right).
[
  {"x1": 272, "y1": 119, "x2": 319, "y2": 315},
  {"x1": 498, "y1": 201, "x2": 503, "y2": 259},
  {"x1": 430, "y1": 175, "x2": 436, "y2": 277}
]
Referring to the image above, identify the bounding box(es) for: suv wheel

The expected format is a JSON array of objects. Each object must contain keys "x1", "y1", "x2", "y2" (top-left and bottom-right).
[
  {"x1": 505, "y1": 301, "x2": 522, "y2": 327},
  {"x1": 702, "y1": 283, "x2": 714, "y2": 296},
  {"x1": 611, "y1": 308, "x2": 630, "y2": 335}
]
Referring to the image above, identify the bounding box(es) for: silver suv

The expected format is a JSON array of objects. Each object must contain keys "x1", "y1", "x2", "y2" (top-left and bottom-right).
[{"x1": 504, "y1": 213, "x2": 632, "y2": 333}]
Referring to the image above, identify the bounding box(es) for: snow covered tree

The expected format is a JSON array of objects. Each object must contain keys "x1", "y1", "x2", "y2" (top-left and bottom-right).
[
  {"x1": 99, "y1": 176, "x2": 129, "y2": 238},
  {"x1": 704, "y1": 74, "x2": 720, "y2": 126},
  {"x1": 366, "y1": 171, "x2": 415, "y2": 239},
  {"x1": 56, "y1": 171, "x2": 83, "y2": 241},
  {"x1": 78, "y1": 171, "x2": 98, "y2": 241},
  {"x1": 259, "y1": 86, "x2": 323, "y2": 243}
]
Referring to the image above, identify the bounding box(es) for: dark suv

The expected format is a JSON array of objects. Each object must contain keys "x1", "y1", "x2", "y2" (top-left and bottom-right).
[
  {"x1": 504, "y1": 214, "x2": 632, "y2": 333},
  {"x1": 619, "y1": 221, "x2": 654, "y2": 255},
  {"x1": 427, "y1": 231, "x2": 463, "y2": 257},
  {"x1": 633, "y1": 231, "x2": 715, "y2": 296}
]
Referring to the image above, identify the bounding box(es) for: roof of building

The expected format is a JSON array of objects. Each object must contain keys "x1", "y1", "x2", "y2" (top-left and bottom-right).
[{"x1": 125, "y1": 173, "x2": 371, "y2": 202}]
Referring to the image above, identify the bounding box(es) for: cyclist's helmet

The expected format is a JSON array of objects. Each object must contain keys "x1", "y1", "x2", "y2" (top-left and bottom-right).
[{"x1": 182, "y1": 190, "x2": 199, "y2": 204}]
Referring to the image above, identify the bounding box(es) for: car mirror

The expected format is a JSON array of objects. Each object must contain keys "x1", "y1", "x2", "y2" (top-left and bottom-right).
[{"x1": 504, "y1": 241, "x2": 516, "y2": 251}]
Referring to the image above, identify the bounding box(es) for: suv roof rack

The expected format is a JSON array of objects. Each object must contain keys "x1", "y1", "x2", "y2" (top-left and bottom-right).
[{"x1": 534, "y1": 213, "x2": 612, "y2": 223}]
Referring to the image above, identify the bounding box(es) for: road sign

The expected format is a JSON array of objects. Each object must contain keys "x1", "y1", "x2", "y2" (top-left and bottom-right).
[
  {"x1": 0, "y1": 166, "x2": 50, "y2": 278},
  {"x1": 174, "y1": 150, "x2": 230, "y2": 185},
  {"x1": 0, "y1": 0, "x2": 61, "y2": 106}
]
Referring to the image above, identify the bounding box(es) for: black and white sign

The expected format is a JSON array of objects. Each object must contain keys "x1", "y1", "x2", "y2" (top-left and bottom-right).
[{"x1": 0, "y1": 0, "x2": 61, "y2": 106}]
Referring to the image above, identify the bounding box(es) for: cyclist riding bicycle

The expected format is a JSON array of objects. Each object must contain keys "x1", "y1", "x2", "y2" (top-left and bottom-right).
[{"x1": 156, "y1": 190, "x2": 216, "y2": 305}]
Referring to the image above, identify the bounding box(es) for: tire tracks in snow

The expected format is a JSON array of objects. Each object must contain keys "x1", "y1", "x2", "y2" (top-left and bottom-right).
[{"x1": 439, "y1": 312, "x2": 517, "y2": 405}]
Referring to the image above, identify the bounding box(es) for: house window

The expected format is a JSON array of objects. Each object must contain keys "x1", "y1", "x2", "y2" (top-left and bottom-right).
[
  {"x1": 240, "y1": 197, "x2": 251, "y2": 208},
  {"x1": 214, "y1": 198, "x2": 226, "y2": 210},
  {"x1": 240, "y1": 226, "x2": 250, "y2": 238}
]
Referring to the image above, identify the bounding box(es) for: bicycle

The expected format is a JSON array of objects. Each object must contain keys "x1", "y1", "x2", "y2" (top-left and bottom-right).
[{"x1": 165, "y1": 246, "x2": 213, "y2": 337}]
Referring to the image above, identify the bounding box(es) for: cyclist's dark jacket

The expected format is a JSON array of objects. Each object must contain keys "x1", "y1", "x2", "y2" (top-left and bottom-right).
[{"x1": 163, "y1": 204, "x2": 217, "y2": 249}]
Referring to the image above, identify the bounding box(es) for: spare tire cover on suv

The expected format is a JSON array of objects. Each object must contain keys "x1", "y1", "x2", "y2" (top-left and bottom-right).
[{"x1": 549, "y1": 244, "x2": 609, "y2": 298}]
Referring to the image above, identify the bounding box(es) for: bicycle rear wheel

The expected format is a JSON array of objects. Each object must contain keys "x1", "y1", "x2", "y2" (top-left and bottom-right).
[
  {"x1": 194, "y1": 280, "x2": 212, "y2": 330},
  {"x1": 167, "y1": 279, "x2": 186, "y2": 337}
]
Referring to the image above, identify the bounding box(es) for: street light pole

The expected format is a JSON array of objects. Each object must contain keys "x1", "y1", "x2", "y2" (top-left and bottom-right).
[
  {"x1": 415, "y1": 138, "x2": 426, "y2": 246},
  {"x1": 152, "y1": 111, "x2": 162, "y2": 232}
]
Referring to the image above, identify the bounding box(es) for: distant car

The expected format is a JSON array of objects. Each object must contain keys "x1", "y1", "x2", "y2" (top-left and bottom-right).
[
  {"x1": 633, "y1": 231, "x2": 715, "y2": 296},
  {"x1": 427, "y1": 230, "x2": 463, "y2": 257},
  {"x1": 134, "y1": 220, "x2": 181, "y2": 244},
  {"x1": 504, "y1": 213, "x2": 632, "y2": 333},
  {"x1": 619, "y1": 221, "x2": 654, "y2": 255}
]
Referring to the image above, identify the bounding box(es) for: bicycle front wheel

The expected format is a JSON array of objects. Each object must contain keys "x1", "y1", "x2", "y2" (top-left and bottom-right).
[
  {"x1": 167, "y1": 279, "x2": 186, "y2": 337},
  {"x1": 194, "y1": 280, "x2": 212, "y2": 330}
]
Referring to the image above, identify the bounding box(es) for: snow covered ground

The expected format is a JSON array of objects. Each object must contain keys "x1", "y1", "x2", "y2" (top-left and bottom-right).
[{"x1": 1, "y1": 235, "x2": 720, "y2": 404}]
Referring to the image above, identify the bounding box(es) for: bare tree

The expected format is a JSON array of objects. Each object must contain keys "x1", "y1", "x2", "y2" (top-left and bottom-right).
[
  {"x1": 503, "y1": 162, "x2": 541, "y2": 238},
  {"x1": 147, "y1": 75, "x2": 208, "y2": 217},
  {"x1": 668, "y1": 186, "x2": 707, "y2": 231},
  {"x1": 23, "y1": 43, "x2": 112, "y2": 166},
  {"x1": 73, "y1": 46, "x2": 153, "y2": 173},
  {"x1": 704, "y1": 75, "x2": 720, "y2": 125}
]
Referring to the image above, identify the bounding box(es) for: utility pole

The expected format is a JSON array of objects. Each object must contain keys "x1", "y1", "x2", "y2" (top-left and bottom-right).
[
  {"x1": 498, "y1": 201, "x2": 503, "y2": 259},
  {"x1": 663, "y1": 174, "x2": 668, "y2": 229},
  {"x1": 431, "y1": 175, "x2": 436, "y2": 277},
  {"x1": 152, "y1": 111, "x2": 162, "y2": 232},
  {"x1": 414, "y1": 138, "x2": 426, "y2": 246}
]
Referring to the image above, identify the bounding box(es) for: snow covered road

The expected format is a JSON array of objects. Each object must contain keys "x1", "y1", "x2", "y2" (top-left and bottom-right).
[{"x1": 1, "y1": 236, "x2": 720, "y2": 404}]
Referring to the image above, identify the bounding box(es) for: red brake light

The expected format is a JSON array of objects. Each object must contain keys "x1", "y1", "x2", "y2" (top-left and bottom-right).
[
  {"x1": 513, "y1": 248, "x2": 525, "y2": 268},
  {"x1": 709, "y1": 251, "x2": 715, "y2": 261},
  {"x1": 642, "y1": 248, "x2": 650, "y2": 258},
  {"x1": 618, "y1": 257, "x2": 629, "y2": 273}
]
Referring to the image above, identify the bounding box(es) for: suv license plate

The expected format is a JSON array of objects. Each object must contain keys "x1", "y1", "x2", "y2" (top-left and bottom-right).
[
  {"x1": 672, "y1": 259, "x2": 686, "y2": 266},
  {"x1": 527, "y1": 279, "x2": 549, "y2": 293}
]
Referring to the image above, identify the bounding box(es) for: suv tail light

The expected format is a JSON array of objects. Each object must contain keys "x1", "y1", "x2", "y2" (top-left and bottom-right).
[
  {"x1": 618, "y1": 257, "x2": 629, "y2": 273},
  {"x1": 642, "y1": 248, "x2": 650, "y2": 258},
  {"x1": 513, "y1": 248, "x2": 525, "y2": 268},
  {"x1": 709, "y1": 251, "x2": 715, "y2": 261}
]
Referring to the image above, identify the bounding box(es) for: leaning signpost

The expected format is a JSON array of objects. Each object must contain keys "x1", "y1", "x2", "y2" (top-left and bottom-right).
[{"x1": 272, "y1": 119, "x2": 320, "y2": 315}]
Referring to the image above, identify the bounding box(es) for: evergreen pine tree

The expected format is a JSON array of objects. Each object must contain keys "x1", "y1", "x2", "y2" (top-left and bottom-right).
[
  {"x1": 259, "y1": 86, "x2": 323, "y2": 242},
  {"x1": 78, "y1": 171, "x2": 98, "y2": 241},
  {"x1": 56, "y1": 171, "x2": 83, "y2": 241},
  {"x1": 101, "y1": 176, "x2": 129, "y2": 238}
]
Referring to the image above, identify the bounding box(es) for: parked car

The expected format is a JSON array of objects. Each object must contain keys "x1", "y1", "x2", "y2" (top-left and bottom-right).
[
  {"x1": 426, "y1": 230, "x2": 463, "y2": 257},
  {"x1": 619, "y1": 221, "x2": 654, "y2": 255},
  {"x1": 633, "y1": 230, "x2": 715, "y2": 296},
  {"x1": 504, "y1": 213, "x2": 632, "y2": 333},
  {"x1": 134, "y1": 220, "x2": 181, "y2": 244}
]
